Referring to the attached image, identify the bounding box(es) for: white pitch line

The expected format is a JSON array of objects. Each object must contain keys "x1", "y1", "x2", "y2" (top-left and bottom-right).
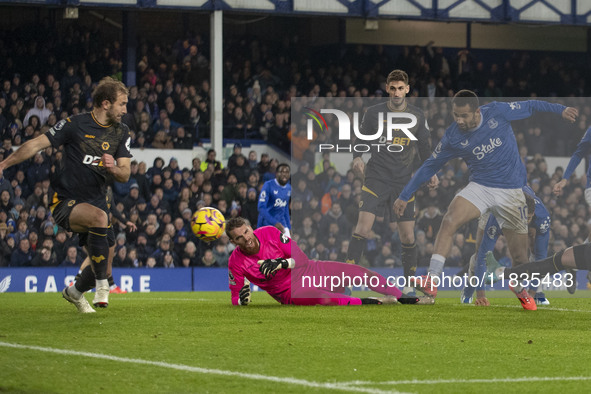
[
  {"x1": 341, "y1": 376, "x2": 591, "y2": 386},
  {"x1": 0, "y1": 341, "x2": 407, "y2": 394}
]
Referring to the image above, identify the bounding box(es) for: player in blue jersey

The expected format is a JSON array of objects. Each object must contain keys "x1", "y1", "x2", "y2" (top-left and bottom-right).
[
  {"x1": 257, "y1": 163, "x2": 291, "y2": 236},
  {"x1": 552, "y1": 126, "x2": 591, "y2": 294},
  {"x1": 393, "y1": 90, "x2": 578, "y2": 307},
  {"x1": 462, "y1": 186, "x2": 551, "y2": 307},
  {"x1": 554, "y1": 126, "x2": 591, "y2": 201}
]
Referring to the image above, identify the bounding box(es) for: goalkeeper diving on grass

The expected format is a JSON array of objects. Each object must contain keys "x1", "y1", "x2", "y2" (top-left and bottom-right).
[{"x1": 226, "y1": 217, "x2": 433, "y2": 306}]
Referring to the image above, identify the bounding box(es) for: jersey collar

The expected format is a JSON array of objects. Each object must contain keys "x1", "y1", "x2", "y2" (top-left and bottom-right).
[{"x1": 91, "y1": 111, "x2": 112, "y2": 128}]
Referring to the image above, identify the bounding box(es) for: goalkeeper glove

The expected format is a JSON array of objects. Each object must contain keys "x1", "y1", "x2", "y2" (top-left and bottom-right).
[
  {"x1": 239, "y1": 283, "x2": 251, "y2": 305},
  {"x1": 257, "y1": 258, "x2": 295, "y2": 278}
]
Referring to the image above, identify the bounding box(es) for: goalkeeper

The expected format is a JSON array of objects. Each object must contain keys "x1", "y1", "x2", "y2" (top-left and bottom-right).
[{"x1": 226, "y1": 217, "x2": 433, "y2": 306}]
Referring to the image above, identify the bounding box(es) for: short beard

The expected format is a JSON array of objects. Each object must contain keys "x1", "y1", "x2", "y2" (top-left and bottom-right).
[{"x1": 106, "y1": 109, "x2": 119, "y2": 124}]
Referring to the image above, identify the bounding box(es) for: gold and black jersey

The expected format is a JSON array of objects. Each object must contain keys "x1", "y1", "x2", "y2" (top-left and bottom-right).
[
  {"x1": 354, "y1": 101, "x2": 431, "y2": 184},
  {"x1": 46, "y1": 112, "x2": 132, "y2": 202}
]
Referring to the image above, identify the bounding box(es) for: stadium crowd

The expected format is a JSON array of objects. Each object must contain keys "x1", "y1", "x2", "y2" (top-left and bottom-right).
[{"x1": 0, "y1": 21, "x2": 590, "y2": 271}]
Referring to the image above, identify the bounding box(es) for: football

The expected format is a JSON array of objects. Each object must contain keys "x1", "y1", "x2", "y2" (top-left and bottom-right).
[{"x1": 191, "y1": 207, "x2": 226, "y2": 242}]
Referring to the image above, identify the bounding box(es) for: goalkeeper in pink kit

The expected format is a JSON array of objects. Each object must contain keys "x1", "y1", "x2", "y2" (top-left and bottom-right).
[{"x1": 226, "y1": 217, "x2": 433, "y2": 306}]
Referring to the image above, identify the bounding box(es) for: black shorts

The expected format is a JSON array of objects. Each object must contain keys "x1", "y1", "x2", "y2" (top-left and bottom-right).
[
  {"x1": 359, "y1": 177, "x2": 416, "y2": 222},
  {"x1": 50, "y1": 195, "x2": 113, "y2": 246}
]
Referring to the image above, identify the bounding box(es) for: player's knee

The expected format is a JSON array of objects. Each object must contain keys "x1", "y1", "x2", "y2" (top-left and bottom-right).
[
  {"x1": 87, "y1": 209, "x2": 109, "y2": 228},
  {"x1": 71, "y1": 204, "x2": 109, "y2": 230},
  {"x1": 439, "y1": 214, "x2": 460, "y2": 234}
]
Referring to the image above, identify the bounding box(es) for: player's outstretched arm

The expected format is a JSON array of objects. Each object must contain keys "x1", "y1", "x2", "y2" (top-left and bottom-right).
[
  {"x1": 0, "y1": 134, "x2": 51, "y2": 176},
  {"x1": 258, "y1": 258, "x2": 295, "y2": 278}
]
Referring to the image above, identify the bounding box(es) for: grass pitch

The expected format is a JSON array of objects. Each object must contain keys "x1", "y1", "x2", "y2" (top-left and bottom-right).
[{"x1": 1, "y1": 291, "x2": 590, "y2": 393}]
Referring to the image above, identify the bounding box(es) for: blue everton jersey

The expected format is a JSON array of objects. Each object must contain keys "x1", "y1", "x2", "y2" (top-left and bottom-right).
[
  {"x1": 563, "y1": 127, "x2": 591, "y2": 188},
  {"x1": 523, "y1": 185, "x2": 551, "y2": 257},
  {"x1": 400, "y1": 100, "x2": 565, "y2": 201},
  {"x1": 257, "y1": 179, "x2": 291, "y2": 229}
]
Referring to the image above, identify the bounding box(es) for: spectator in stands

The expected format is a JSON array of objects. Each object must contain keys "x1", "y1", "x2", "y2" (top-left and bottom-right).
[
  {"x1": 8, "y1": 198, "x2": 23, "y2": 221},
  {"x1": 122, "y1": 183, "x2": 141, "y2": 213},
  {"x1": 152, "y1": 130, "x2": 173, "y2": 149},
  {"x1": 181, "y1": 241, "x2": 199, "y2": 267},
  {"x1": 29, "y1": 206, "x2": 47, "y2": 234},
  {"x1": 0, "y1": 190, "x2": 12, "y2": 216},
  {"x1": 319, "y1": 202, "x2": 350, "y2": 243},
  {"x1": 162, "y1": 178, "x2": 179, "y2": 207},
  {"x1": 10, "y1": 238, "x2": 34, "y2": 267},
  {"x1": 320, "y1": 184, "x2": 339, "y2": 215},
  {"x1": 247, "y1": 150, "x2": 258, "y2": 170},
  {"x1": 227, "y1": 143, "x2": 243, "y2": 169},
  {"x1": 164, "y1": 157, "x2": 180, "y2": 174},
  {"x1": 246, "y1": 170, "x2": 260, "y2": 191},
  {"x1": 23, "y1": 96, "x2": 51, "y2": 127},
  {"x1": 172, "y1": 126, "x2": 193, "y2": 149},
  {"x1": 200, "y1": 149, "x2": 223, "y2": 172},
  {"x1": 147, "y1": 193, "x2": 165, "y2": 217},
  {"x1": 262, "y1": 158, "x2": 278, "y2": 183},
  {"x1": 59, "y1": 245, "x2": 83, "y2": 267},
  {"x1": 0, "y1": 222, "x2": 11, "y2": 266},
  {"x1": 40, "y1": 220, "x2": 55, "y2": 242},
  {"x1": 145, "y1": 256, "x2": 157, "y2": 268},
  {"x1": 198, "y1": 248, "x2": 219, "y2": 267},
  {"x1": 151, "y1": 234, "x2": 179, "y2": 267},
  {"x1": 31, "y1": 244, "x2": 58, "y2": 267},
  {"x1": 147, "y1": 157, "x2": 165, "y2": 179},
  {"x1": 14, "y1": 219, "x2": 29, "y2": 245},
  {"x1": 26, "y1": 152, "x2": 50, "y2": 192},
  {"x1": 374, "y1": 244, "x2": 399, "y2": 267},
  {"x1": 135, "y1": 233, "x2": 152, "y2": 265},
  {"x1": 256, "y1": 152, "x2": 270, "y2": 175},
  {"x1": 113, "y1": 245, "x2": 132, "y2": 267},
  {"x1": 417, "y1": 205, "x2": 444, "y2": 243},
  {"x1": 129, "y1": 160, "x2": 150, "y2": 199},
  {"x1": 229, "y1": 154, "x2": 250, "y2": 184},
  {"x1": 241, "y1": 187, "x2": 259, "y2": 227},
  {"x1": 212, "y1": 241, "x2": 230, "y2": 267}
]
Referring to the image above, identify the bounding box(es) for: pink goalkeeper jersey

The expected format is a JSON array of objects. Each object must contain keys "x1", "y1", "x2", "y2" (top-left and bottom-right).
[{"x1": 228, "y1": 226, "x2": 307, "y2": 305}]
